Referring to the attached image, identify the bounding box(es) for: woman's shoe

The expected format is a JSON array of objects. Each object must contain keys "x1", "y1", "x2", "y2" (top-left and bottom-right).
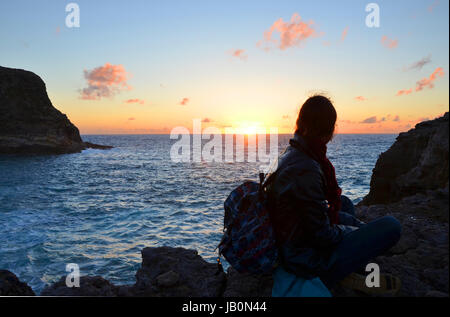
[{"x1": 339, "y1": 272, "x2": 401, "y2": 296}]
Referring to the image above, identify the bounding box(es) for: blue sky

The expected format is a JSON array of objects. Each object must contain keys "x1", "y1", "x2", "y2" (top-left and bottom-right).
[{"x1": 0, "y1": 0, "x2": 448, "y2": 133}]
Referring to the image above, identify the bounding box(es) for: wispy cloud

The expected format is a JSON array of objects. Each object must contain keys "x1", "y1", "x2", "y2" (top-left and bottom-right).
[
  {"x1": 128, "y1": 117, "x2": 135, "y2": 121},
  {"x1": 341, "y1": 27, "x2": 349, "y2": 42},
  {"x1": 415, "y1": 67, "x2": 445, "y2": 91},
  {"x1": 428, "y1": 0, "x2": 439, "y2": 12},
  {"x1": 201, "y1": 118, "x2": 213, "y2": 123},
  {"x1": 258, "y1": 13, "x2": 319, "y2": 51},
  {"x1": 381, "y1": 35, "x2": 398, "y2": 49},
  {"x1": 80, "y1": 63, "x2": 131, "y2": 100},
  {"x1": 354, "y1": 96, "x2": 366, "y2": 101},
  {"x1": 179, "y1": 98, "x2": 189, "y2": 106},
  {"x1": 397, "y1": 67, "x2": 445, "y2": 96},
  {"x1": 124, "y1": 98, "x2": 145, "y2": 105},
  {"x1": 403, "y1": 55, "x2": 432, "y2": 71},
  {"x1": 360, "y1": 116, "x2": 378, "y2": 124},
  {"x1": 230, "y1": 49, "x2": 247, "y2": 61},
  {"x1": 396, "y1": 88, "x2": 413, "y2": 96},
  {"x1": 360, "y1": 115, "x2": 401, "y2": 124}
]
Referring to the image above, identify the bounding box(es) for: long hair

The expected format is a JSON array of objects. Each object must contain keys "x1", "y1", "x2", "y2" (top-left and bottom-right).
[{"x1": 295, "y1": 95, "x2": 337, "y2": 140}]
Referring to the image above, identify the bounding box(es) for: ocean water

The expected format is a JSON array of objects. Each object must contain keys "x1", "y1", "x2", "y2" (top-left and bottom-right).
[{"x1": 0, "y1": 134, "x2": 396, "y2": 293}]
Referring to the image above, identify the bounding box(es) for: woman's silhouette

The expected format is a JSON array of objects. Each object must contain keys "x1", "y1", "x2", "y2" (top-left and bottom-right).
[{"x1": 268, "y1": 95, "x2": 401, "y2": 294}]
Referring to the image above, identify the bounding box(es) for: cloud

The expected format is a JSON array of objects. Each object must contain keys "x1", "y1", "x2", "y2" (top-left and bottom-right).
[
  {"x1": 230, "y1": 49, "x2": 247, "y2": 61},
  {"x1": 258, "y1": 13, "x2": 319, "y2": 50},
  {"x1": 355, "y1": 96, "x2": 366, "y2": 101},
  {"x1": 179, "y1": 98, "x2": 189, "y2": 106},
  {"x1": 415, "y1": 67, "x2": 445, "y2": 91},
  {"x1": 393, "y1": 115, "x2": 400, "y2": 122},
  {"x1": 128, "y1": 117, "x2": 135, "y2": 121},
  {"x1": 396, "y1": 88, "x2": 413, "y2": 96},
  {"x1": 360, "y1": 116, "x2": 378, "y2": 124},
  {"x1": 381, "y1": 35, "x2": 398, "y2": 49},
  {"x1": 396, "y1": 67, "x2": 445, "y2": 96},
  {"x1": 403, "y1": 55, "x2": 432, "y2": 71},
  {"x1": 201, "y1": 118, "x2": 213, "y2": 123},
  {"x1": 341, "y1": 27, "x2": 349, "y2": 42},
  {"x1": 124, "y1": 98, "x2": 145, "y2": 105},
  {"x1": 80, "y1": 63, "x2": 131, "y2": 100},
  {"x1": 428, "y1": 0, "x2": 439, "y2": 12},
  {"x1": 282, "y1": 115, "x2": 290, "y2": 119}
]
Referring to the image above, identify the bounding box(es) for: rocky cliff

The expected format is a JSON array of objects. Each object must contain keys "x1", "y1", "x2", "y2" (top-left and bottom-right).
[
  {"x1": 0, "y1": 66, "x2": 111, "y2": 154},
  {"x1": 361, "y1": 113, "x2": 449, "y2": 205}
]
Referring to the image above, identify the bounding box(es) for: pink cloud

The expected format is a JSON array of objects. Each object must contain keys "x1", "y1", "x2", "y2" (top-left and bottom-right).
[
  {"x1": 230, "y1": 49, "x2": 247, "y2": 61},
  {"x1": 396, "y1": 67, "x2": 444, "y2": 96},
  {"x1": 428, "y1": 0, "x2": 439, "y2": 12},
  {"x1": 393, "y1": 115, "x2": 400, "y2": 122},
  {"x1": 341, "y1": 27, "x2": 349, "y2": 42},
  {"x1": 258, "y1": 13, "x2": 319, "y2": 50},
  {"x1": 128, "y1": 117, "x2": 135, "y2": 121},
  {"x1": 124, "y1": 98, "x2": 145, "y2": 105},
  {"x1": 396, "y1": 88, "x2": 413, "y2": 96},
  {"x1": 179, "y1": 98, "x2": 189, "y2": 106},
  {"x1": 355, "y1": 96, "x2": 366, "y2": 101},
  {"x1": 381, "y1": 35, "x2": 398, "y2": 49},
  {"x1": 201, "y1": 118, "x2": 213, "y2": 123},
  {"x1": 80, "y1": 63, "x2": 131, "y2": 100},
  {"x1": 415, "y1": 67, "x2": 445, "y2": 91}
]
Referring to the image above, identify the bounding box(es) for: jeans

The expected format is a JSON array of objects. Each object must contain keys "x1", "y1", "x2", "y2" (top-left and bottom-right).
[{"x1": 320, "y1": 195, "x2": 402, "y2": 287}]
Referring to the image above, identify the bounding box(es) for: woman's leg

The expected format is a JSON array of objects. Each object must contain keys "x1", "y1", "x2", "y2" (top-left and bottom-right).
[
  {"x1": 320, "y1": 216, "x2": 401, "y2": 287},
  {"x1": 338, "y1": 195, "x2": 365, "y2": 227},
  {"x1": 340, "y1": 195, "x2": 355, "y2": 215}
]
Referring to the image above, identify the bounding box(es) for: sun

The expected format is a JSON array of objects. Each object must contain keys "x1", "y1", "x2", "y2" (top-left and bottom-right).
[{"x1": 234, "y1": 122, "x2": 264, "y2": 135}]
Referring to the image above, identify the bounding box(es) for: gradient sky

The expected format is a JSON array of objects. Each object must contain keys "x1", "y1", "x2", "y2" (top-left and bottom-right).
[{"x1": 0, "y1": 0, "x2": 448, "y2": 134}]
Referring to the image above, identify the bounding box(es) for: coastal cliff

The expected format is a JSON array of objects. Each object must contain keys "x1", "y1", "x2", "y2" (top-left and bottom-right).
[
  {"x1": 1, "y1": 113, "x2": 448, "y2": 296},
  {"x1": 0, "y1": 66, "x2": 111, "y2": 154},
  {"x1": 361, "y1": 112, "x2": 449, "y2": 205}
]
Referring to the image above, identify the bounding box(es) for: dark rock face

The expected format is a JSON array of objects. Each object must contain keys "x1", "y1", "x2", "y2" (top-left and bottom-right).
[
  {"x1": 223, "y1": 267, "x2": 273, "y2": 297},
  {"x1": 133, "y1": 246, "x2": 226, "y2": 296},
  {"x1": 41, "y1": 276, "x2": 118, "y2": 296},
  {"x1": 0, "y1": 270, "x2": 35, "y2": 296},
  {"x1": 356, "y1": 187, "x2": 449, "y2": 297},
  {"x1": 0, "y1": 66, "x2": 111, "y2": 154},
  {"x1": 361, "y1": 113, "x2": 449, "y2": 205}
]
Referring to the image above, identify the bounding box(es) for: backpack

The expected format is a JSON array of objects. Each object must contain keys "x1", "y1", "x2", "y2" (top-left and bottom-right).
[{"x1": 217, "y1": 172, "x2": 279, "y2": 274}]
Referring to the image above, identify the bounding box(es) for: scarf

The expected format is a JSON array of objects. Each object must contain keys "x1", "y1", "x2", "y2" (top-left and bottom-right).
[{"x1": 292, "y1": 136, "x2": 342, "y2": 225}]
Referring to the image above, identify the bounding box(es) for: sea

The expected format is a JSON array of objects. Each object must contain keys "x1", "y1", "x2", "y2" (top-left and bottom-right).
[{"x1": 0, "y1": 134, "x2": 396, "y2": 294}]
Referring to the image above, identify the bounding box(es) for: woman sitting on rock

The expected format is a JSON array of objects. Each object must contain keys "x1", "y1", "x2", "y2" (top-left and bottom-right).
[{"x1": 268, "y1": 95, "x2": 402, "y2": 295}]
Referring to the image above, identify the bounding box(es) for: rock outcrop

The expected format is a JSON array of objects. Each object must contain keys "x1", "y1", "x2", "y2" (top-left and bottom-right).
[
  {"x1": 0, "y1": 270, "x2": 35, "y2": 296},
  {"x1": 132, "y1": 247, "x2": 226, "y2": 296},
  {"x1": 361, "y1": 113, "x2": 449, "y2": 205},
  {"x1": 355, "y1": 187, "x2": 449, "y2": 297},
  {"x1": 0, "y1": 66, "x2": 111, "y2": 154}
]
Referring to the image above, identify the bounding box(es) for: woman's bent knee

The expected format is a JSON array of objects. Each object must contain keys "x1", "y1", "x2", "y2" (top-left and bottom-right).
[{"x1": 379, "y1": 216, "x2": 402, "y2": 243}]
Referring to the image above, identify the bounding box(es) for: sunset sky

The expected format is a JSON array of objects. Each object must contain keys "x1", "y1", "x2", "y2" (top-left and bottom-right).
[{"x1": 0, "y1": 0, "x2": 448, "y2": 134}]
